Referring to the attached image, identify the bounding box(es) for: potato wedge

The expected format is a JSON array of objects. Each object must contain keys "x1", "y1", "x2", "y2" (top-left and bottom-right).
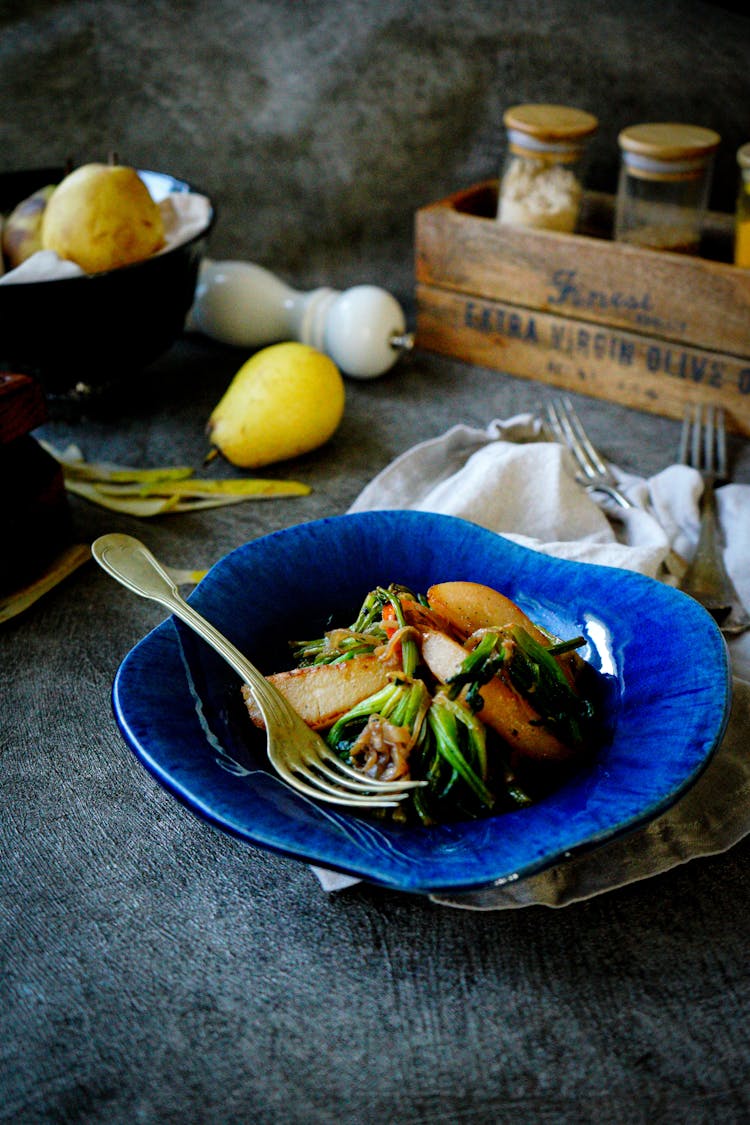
[
  {"x1": 428, "y1": 580, "x2": 581, "y2": 687},
  {"x1": 427, "y1": 581, "x2": 549, "y2": 644},
  {"x1": 242, "y1": 654, "x2": 391, "y2": 731},
  {"x1": 420, "y1": 629, "x2": 574, "y2": 762}
]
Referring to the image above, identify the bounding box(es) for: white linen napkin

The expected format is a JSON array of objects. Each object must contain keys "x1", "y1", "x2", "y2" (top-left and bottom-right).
[{"x1": 312, "y1": 415, "x2": 750, "y2": 900}]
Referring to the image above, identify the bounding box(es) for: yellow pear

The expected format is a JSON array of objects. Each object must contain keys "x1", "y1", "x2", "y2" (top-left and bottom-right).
[
  {"x1": 2, "y1": 184, "x2": 56, "y2": 269},
  {"x1": 207, "y1": 343, "x2": 345, "y2": 468},
  {"x1": 41, "y1": 162, "x2": 164, "y2": 274}
]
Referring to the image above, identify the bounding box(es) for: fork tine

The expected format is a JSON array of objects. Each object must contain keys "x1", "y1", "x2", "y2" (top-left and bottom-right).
[
  {"x1": 314, "y1": 741, "x2": 425, "y2": 790},
  {"x1": 546, "y1": 399, "x2": 594, "y2": 479},
  {"x1": 292, "y1": 758, "x2": 411, "y2": 802},
  {"x1": 681, "y1": 404, "x2": 727, "y2": 481},
  {"x1": 715, "y1": 407, "x2": 727, "y2": 479},
  {"x1": 678, "y1": 406, "x2": 691, "y2": 465},
  {"x1": 546, "y1": 397, "x2": 604, "y2": 481},
  {"x1": 296, "y1": 757, "x2": 415, "y2": 797},
  {"x1": 692, "y1": 405, "x2": 703, "y2": 469},
  {"x1": 263, "y1": 695, "x2": 426, "y2": 800},
  {"x1": 675, "y1": 403, "x2": 749, "y2": 632},
  {"x1": 269, "y1": 753, "x2": 404, "y2": 807},
  {"x1": 704, "y1": 405, "x2": 716, "y2": 474},
  {"x1": 561, "y1": 397, "x2": 609, "y2": 477},
  {"x1": 680, "y1": 403, "x2": 706, "y2": 470},
  {"x1": 544, "y1": 395, "x2": 635, "y2": 510},
  {"x1": 298, "y1": 747, "x2": 423, "y2": 794},
  {"x1": 544, "y1": 399, "x2": 565, "y2": 442},
  {"x1": 258, "y1": 681, "x2": 424, "y2": 803}
]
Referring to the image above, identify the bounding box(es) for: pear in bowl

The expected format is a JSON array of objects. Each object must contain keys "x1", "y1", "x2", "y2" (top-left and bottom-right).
[
  {"x1": 41, "y1": 162, "x2": 165, "y2": 274},
  {"x1": 2, "y1": 184, "x2": 56, "y2": 269},
  {"x1": 0, "y1": 164, "x2": 214, "y2": 392}
]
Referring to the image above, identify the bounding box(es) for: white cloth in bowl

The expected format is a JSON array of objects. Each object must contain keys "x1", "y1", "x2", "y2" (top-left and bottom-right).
[
  {"x1": 0, "y1": 191, "x2": 212, "y2": 285},
  {"x1": 312, "y1": 415, "x2": 750, "y2": 900}
]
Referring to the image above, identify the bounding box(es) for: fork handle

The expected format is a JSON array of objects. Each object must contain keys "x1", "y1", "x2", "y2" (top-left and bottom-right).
[
  {"x1": 92, "y1": 533, "x2": 274, "y2": 709},
  {"x1": 680, "y1": 481, "x2": 736, "y2": 617}
]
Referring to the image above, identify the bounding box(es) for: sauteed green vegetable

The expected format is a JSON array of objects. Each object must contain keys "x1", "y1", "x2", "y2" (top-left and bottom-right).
[{"x1": 243, "y1": 581, "x2": 599, "y2": 825}]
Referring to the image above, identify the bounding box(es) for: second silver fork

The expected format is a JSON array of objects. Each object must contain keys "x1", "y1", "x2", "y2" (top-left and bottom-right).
[{"x1": 678, "y1": 405, "x2": 750, "y2": 634}]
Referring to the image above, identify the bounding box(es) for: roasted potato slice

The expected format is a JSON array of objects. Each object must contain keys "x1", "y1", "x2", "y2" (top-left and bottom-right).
[
  {"x1": 428, "y1": 580, "x2": 582, "y2": 686},
  {"x1": 242, "y1": 654, "x2": 391, "y2": 731},
  {"x1": 420, "y1": 629, "x2": 574, "y2": 762},
  {"x1": 427, "y1": 581, "x2": 549, "y2": 644}
]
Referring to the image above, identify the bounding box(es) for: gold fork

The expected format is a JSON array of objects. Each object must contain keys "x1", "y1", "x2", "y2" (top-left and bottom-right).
[{"x1": 92, "y1": 534, "x2": 425, "y2": 808}]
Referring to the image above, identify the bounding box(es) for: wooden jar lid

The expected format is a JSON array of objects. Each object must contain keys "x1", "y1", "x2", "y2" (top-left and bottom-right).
[
  {"x1": 618, "y1": 123, "x2": 720, "y2": 162},
  {"x1": 503, "y1": 104, "x2": 599, "y2": 142}
]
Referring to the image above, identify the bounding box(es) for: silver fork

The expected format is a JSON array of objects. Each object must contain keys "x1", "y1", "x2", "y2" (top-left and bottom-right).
[
  {"x1": 545, "y1": 396, "x2": 633, "y2": 509},
  {"x1": 92, "y1": 534, "x2": 425, "y2": 809},
  {"x1": 677, "y1": 406, "x2": 750, "y2": 634},
  {"x1": 545, "y1": 395, "x2": 688, "y2": 581}
]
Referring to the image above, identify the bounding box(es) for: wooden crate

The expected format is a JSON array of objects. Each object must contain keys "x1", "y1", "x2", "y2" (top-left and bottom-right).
[{"x1": 415, "y1": 181, "x2": 750, "y2": 436}]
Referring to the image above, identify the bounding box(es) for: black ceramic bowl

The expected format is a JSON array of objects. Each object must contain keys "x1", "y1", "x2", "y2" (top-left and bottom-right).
[{"x1": 0, "y1": 167, "x2": 215, "y2": 394}]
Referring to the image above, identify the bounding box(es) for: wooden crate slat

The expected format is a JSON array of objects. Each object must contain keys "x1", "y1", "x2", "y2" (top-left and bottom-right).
[
  {"x1": 416, "y1": 282, "x2": 750, "y2": 436},
  {"x1": 415, "y1": 182, "x2": 750, "y2": 361}
]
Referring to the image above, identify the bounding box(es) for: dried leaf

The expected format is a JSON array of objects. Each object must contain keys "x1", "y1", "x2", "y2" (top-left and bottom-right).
[
  {"x1": 65, "y1": 480, "x2": 182, "y2": 516},
  {"x1": 169, "y1": 495, "x2": 276, "y2": 511},
  {"x1": 93, "y1": 478, "x2": 310, "y2": 499},
  {"x1": 40, "y1": 440, "x2": 194, "y2": 484},
  {"x1": 39, "y1": 441, "x2": 311, "y2": 514}
]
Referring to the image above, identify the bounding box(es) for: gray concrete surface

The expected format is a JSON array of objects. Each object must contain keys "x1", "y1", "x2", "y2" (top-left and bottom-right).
[{"x1": 2, "y1": 4, "x2": 750, "y2": 1123}]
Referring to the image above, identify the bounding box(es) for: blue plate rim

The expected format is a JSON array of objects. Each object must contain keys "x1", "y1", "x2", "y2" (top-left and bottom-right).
[{"x1": 111, "y1": 511, "x2": 732, "y2": 895}]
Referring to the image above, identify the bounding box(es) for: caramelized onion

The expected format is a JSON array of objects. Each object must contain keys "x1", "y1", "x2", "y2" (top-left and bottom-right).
[{"x1": 350, "y1": 715, "x2": 413, "y2": 780}]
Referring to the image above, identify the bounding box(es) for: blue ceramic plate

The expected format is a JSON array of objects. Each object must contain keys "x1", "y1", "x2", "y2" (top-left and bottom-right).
[{"x1": 112, "y1": 511, "x2": 731, "y2": 895}]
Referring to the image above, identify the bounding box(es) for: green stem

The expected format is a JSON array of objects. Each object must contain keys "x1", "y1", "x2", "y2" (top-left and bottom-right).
[
  {"x1": 326, "y1": 681, "x2": 403, "y2": 745},
  {"x1": 445, "y1": 631, "x2": 507, "y2": 708},
  {"x1": 428, "y1": 700, "x2": 494, "y2": 808},
  {"x1": 447, "y1": 626, "x2": 592, "y2": 749},
  {"x1": 503, "y1": 626, "x2": 593, "y2": 747},
  {"x1": 547, "y1": 636, "x2": 586, "y2": 655},
  {"x1": 326, "y1": 677, "x2": 430, "y2": 752},
  {"x1": 379, "y1": 587, "x2": 418, "y2": 678}
]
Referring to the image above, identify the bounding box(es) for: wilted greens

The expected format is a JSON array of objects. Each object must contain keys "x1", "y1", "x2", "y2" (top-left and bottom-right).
[{"x1": 281, "y1": 584, "x2": 598, "y2": 826}]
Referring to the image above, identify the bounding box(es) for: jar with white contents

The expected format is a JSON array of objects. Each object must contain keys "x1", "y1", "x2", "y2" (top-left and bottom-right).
[
  {"x1": 615, "y1": 123, "x2": 720, "y2": 255},
  {"x1": 497, "y1": 104, "x2": 599, "y2": 233}
]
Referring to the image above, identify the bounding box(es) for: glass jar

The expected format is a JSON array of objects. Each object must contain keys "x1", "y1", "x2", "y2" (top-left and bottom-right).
[
  {"x1": 734, "y1": 142, "x2": 750, "y2": 268},
  {"x1": 614, "y1": 123, "x2": 720, "y2": 254},
  {"x1": 497, "y1": 104, "x2": 598, "y2": 233}
]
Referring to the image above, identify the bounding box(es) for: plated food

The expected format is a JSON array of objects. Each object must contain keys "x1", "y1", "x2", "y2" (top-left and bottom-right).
[
  {"x1": 243, "y1": 580, "x2": 602, "y2": 825},
  {"x1": 112, "y1": 511, "x2": 731, "y2": 895}
]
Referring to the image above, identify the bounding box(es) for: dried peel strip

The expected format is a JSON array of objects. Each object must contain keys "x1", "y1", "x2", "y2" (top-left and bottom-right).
[
  {"x1": 92, "y1": 478, "x2": 310, "y2": 498},
  {"x1": 39, "y1": 441, "x2": 311, "y2": 515}
]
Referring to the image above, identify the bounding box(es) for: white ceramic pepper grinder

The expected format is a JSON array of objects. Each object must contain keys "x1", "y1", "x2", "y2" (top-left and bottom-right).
[{"x1": 186, "y1": 260, "x2": 413, "y2": 379}]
